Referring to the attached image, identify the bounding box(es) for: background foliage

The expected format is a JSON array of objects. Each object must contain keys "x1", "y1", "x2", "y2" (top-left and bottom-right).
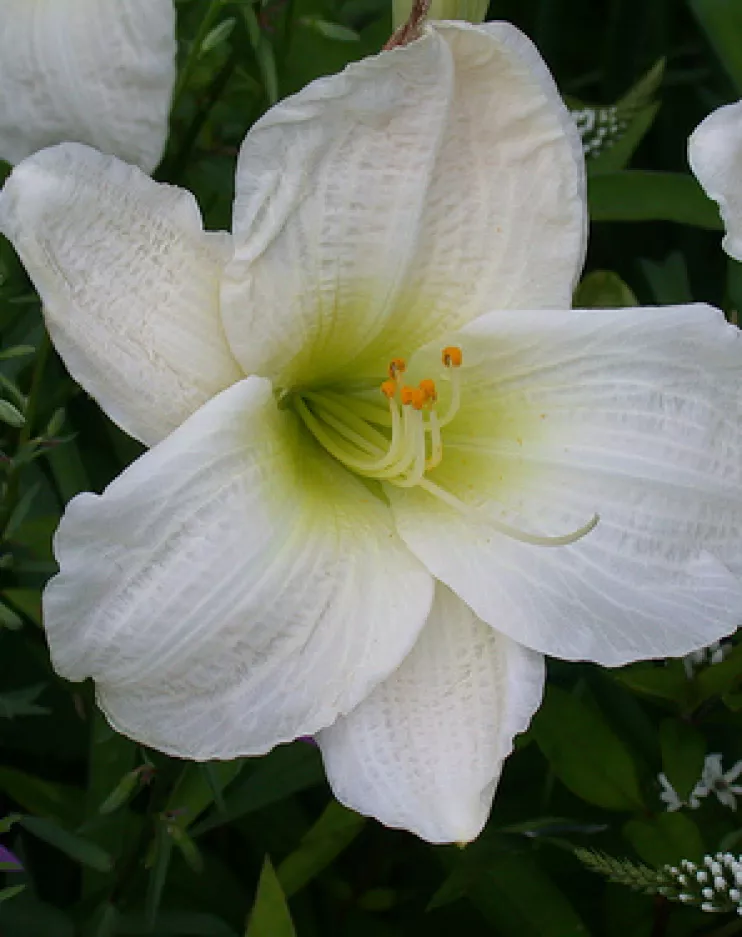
[{"x1": 1, "y1": 0, "x2": 742, "y2": 934}]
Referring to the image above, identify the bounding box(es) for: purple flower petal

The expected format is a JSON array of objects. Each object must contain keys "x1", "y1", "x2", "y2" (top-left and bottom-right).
[{"x1": 0, "y1": 845, "x2": 21, "y2": 870}]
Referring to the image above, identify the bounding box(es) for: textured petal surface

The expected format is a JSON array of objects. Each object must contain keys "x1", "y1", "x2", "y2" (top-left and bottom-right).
[
  {"x1": 389, "y1": 305, "x2": 742, "y2": 666},
  {"x1": 221, "y1": 21, "x2": 585, "y2": 389},
  {"x1": 44, "y1": 378, "x2": 433, "y2": 759},
  {"x1": 689, "y1": 101, "x2": 742, "y2": 262},
  {"x1": 317, "y1": 585, "x2": 545, "y2": 843},
  {"x1": 0, "y1": 144, "x2": 241, "y2": 446},
  {"x1": 0, "y1": 0, "x2": 175, "y2": 172}
]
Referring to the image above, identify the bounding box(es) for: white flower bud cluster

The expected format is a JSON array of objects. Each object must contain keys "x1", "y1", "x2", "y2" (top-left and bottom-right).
[
  {"x1": 570, "y1": 106, "x2": 628, "y2": 158},
  {"x1": 576, "y1": 848, "x2": 742, "y2": 915},
  {"x1": 663, "y1": 854, "x2": 742, "y2": 914}
]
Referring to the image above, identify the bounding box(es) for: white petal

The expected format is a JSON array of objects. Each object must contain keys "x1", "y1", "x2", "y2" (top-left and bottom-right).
[
  {"x1": 44, "y1": 378, "x2": 433, "y2": 759},
  {"x1": 317, "y1": 585, "x2": 544, "y2": 844},
  {"x1": 0, "y1": 143, "x2": 242, "y2": 446},
  {"x1": 388, "y1": 305, "x2": 742, "y2": 666},
  {"x1": 221, "y1": 21, "x2": 585, "y2": 389},
  {"x1": 0, "y1": 0, "x2": 175, "y2": 172},
  {"x1": 689, "y1": 102, "x2": 742, "y2": 262}
]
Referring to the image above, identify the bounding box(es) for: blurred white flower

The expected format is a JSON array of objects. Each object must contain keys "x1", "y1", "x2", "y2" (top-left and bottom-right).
[
  {"x1": 0, "y1": 0, "x2": 176, "y2": 171},
  {"x1": 2, "y1": 22, "x2": 742, "y2": 844},
  {"x1": 690, "y1": 100, "x2": 742, "y2": 261},
  {"x1": 694, "y1": 753, "x2": 742, "y2": 811}
]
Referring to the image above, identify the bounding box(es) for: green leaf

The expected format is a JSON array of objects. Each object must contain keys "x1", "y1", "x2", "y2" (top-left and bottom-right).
[
  {"x1": 573, "y1": 270, "x2": 638, "y2": 307},
  {"x1": 192, "y1": 744, "x2": 323, "y2": 836},
  {"x1": 277, "y1": 801, "x2": 366, "y2": 897},
  {"x1": 612, "y1": 661, "x2": 691, "y2": 706},
  {"x1": 145, "y1": 819, "x2": 174, "y2": 930},
  {"x1": 588, "y1": 60, "x2": 665, "y2": 174},
  {"x1": 623, "y1": 812, "x2": 704, "y2": 867},
  {"x1": 5, "y1": 483, "x2": 41, "y2": 540},
  {"x1": 246, "y1": 858, "x2": 297, "y2": 937},
  {"x1": 695, "y1": 641, "x2": 742, "y2": 702},
  {"x1": 0, "y1": 768, "x2": 84, "y2": 826},
  {"x1": 0, "y1": 602, "x2": 23, "y2": 630},
  {"x1": 19, "y1": 815, "x2": 113, "y2": 872},
  {"x1": 588, "y1": 171, "x2": 723, "y2": 229},
  {"x1": 299, "y1": 17, "x2": 360, "y2": 41},
  {"x1": 165, "y1": 759, "x2": 244, "y2": 833},
  {"x1": 0, "y1": 684, "x2": 50, "y2": 719},
  {"x1": 659, "y1": 719, "x2": 706, "y2": 801},
  {"x1": 116, "y1": 912, "x2": 238, "y2": 936},
  {"x1": 0, "y1": 345, "x2": 35, "y2": 361},
  {"x1": 467, "y1": 853, "x2": 589, "y2": 937},
  {"x1": 688, "y1": 0, "x2": 742, "y2": 95},
  {"x1": 531, "y1": 685, "x2": 645, "y2": 811},
  {"x1": 199, "y1": 17, "x2": 236, "y2": 55},
  {"x1": 0, "y1": 885, "x2": 25, "y2": 904},
  {"x1": 0, "y1": 399, "x2": 24, "y2": 428}
]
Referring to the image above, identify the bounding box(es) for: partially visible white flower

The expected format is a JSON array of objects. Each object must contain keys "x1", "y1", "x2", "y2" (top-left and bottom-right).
[
  {"x1": 689, "y1": 101, "x2": 742, "y2": 261},
  {"x1": 694, "y1": 753, "x2": 742, "y2": 811},
  {"x1": 683, "y1": 639, "x2": 732, "y2": 679},
  {"x1": 658, "y1": 772, "x2": 701, "y2": 812},
  {"x1": 0, "y1": 1, "x2": 176, "y2": 171},
  {"x1": 658, "y1": 772, "x2": 685, "y2": 811}
]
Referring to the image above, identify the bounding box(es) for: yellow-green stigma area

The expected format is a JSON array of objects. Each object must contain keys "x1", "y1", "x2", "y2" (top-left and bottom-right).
[{"x1": 293, "y1": 346, "x2": 599, "y2": 549}]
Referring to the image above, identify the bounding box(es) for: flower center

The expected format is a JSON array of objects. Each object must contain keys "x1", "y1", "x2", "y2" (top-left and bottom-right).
[
  {"x1": 293, "y1": 346, "x2": 599, "y2": 549},
  {"x1": 294, "y1": 347, "x2": 463, "y2": 489}
]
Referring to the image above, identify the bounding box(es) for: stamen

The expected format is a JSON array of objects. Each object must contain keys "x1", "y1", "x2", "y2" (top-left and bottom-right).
[
  {"x1": 442, "y1": 346, "x2": 462, "y2": 368},
  {"x1": 380, "y1": 379, "x2": 397, "y2": 399},
  {"x1": 413, "y1": 478, "x2": 599, "y2": 547},
  {"x1": 419, "y1": 378, "x2": 437, "y2": 403},
  {"x1": 388, "y1": 358, "x2": 406, "y2": 380}
]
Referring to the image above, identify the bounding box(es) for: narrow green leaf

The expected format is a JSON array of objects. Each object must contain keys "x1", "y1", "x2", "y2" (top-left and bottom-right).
[
  {"x1": 659, "y1": 719, "x2": 706, "y2": 801},
  {"x1": 19, "y1": 816, "x2": 113, "y2": 872},
  {"x1": 532, "y1": 685, "x2": 645, "y2": 811},
  {"x1": 277, "y1": 801, "x2": 366, "y2": 897},
  {"x1": 0, "y1": 345, "x2": 35, "y2": 361},
  {"x1": 246, "y1": 858, "x2": 297, "y2": 937},
  {"x1": 0, "y1": 884, "x2": 25, "y2": 903},
  {"x1": 688, "y1": 0, "x2": 742, "y2": 95},
  {"x1": 0, "y1": 399, "x2": 24, "y2": 427},
  {"x1": 0, "y1": 684, "x2": 50, "y2": 719},
  {"x1": 299, "y1": 17, "x2": 360, "y2": 41},
  {"x1": 117, "y1": 911, "x2": 237, "y2": 936},
  {"x1": 165, "y1": 759, "x2": 244, "y2": 833},
  {"x1": 5, "y1": 483, "x2": 41, "y2": 540},
  {"x1": 145, "y1": 821, "x2": 174, "y2": 930},
  {"x1": 588, "y1": 171, "x2": 724, "y2": 229},
  {"x1": 0, "y1": 768, "x2": 84, "y2": 826},
  {"x1": 0, "y1": 602, "x2": 23, "y2": 630},
  {"x1": 613, "y1": 661, "x2": 691, "y2": 706},
  {"x1": 199, "y1": 17, "x2": 236, "y2": 54}
]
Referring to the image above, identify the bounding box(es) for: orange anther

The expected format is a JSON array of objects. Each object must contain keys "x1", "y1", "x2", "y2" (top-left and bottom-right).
[
  {"x1": 418, "y1": 378, "x2": 437, "y2": 403},
  {"x1": 399, "y1": 385, "x2": 416, "y2": 406},
  {"x1": 388, "y1": 358, "x2": 406, "y2": 379},
  {"x1": 380, "y1": 379, "x2": 397, "y2": 399},
  {"x1": 409, "y1": 389, "x2": 426, "y2": 410},
  {"x1": 442, "y1": 346, "x2": 463, "y2": 368}
]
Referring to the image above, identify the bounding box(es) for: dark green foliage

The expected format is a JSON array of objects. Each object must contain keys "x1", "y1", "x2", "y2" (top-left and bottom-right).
[{"x1": 2, "y1": 1, "x2": 742, "y2": 935}]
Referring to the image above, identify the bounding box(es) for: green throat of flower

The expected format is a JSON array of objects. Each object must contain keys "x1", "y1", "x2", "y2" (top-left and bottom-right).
[{"x1": 293, "y1": 345, "x2": 600, "y2": 549}]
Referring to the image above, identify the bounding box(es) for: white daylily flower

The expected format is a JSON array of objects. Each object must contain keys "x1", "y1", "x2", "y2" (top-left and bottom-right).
[
  {"x1": 694, "y1": 754, "x2": 742, "y2": 811},
  {"x1": 2, "y1": 22, "x2": 742, "y2": 844},
  {"x1": 0, "y1": 0, "x2": 176, "y2": 172},
  {"x1": 689, "y1": 100, "x2": 742, "y2": 262}
]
